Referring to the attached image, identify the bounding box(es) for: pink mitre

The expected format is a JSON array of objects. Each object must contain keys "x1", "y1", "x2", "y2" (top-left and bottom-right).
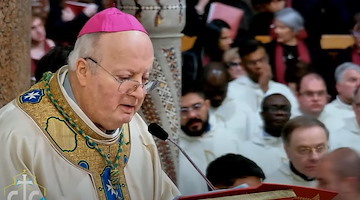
[{"x1": 78, "y1": 7, "x2": 147, "y2": 37}]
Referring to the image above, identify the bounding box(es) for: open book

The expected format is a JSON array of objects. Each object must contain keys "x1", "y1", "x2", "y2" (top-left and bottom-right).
[{"x1": 177, "y1": 183, "x2": 337, "y2": 200}]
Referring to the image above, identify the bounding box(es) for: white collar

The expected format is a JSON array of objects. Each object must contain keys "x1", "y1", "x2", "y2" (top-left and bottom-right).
[{"x1": 334, "y1": 96, "x2": 353, "y2": 110}]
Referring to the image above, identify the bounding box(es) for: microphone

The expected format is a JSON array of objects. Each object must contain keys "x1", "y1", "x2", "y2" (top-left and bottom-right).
[{"x1": 148, "y1": 123, "x2": 216, "y2": 191}]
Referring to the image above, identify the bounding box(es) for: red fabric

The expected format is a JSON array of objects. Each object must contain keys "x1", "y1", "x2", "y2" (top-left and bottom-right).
[
  {"x1": 44, "y1": 40, "x2": 51, "y2": 52},
  {"x1": 202, "y1": 54, "x2": 211, "y2": 67},
  {"x1": 352, "y1": 46, "x2": 360, "y2": 65},
  {"x1": 296, "y1": 28, "x2": 308, "y2": 40},
  {"x1": 285, "y1": 0, "x2": 292, "y2": 7},
  {"x1": 274, "y1": 40, "x2": 311, "y2": 84}
]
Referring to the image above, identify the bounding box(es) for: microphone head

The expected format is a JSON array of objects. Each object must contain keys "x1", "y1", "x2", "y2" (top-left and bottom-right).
[{"x1": 148, "y1": 123, "x2": 169, "y2": 141}]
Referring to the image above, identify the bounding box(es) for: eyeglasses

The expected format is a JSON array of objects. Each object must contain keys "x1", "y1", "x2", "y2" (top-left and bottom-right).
[
  {"x1": 181, "y1": 103, "x2": 204, "y2": 115},
  {"x1": 296, "y1": 144, "x2": 328, "y2": 156},
  {"x1": 85, "y1": 57, "x2": 159, "y2": 94},
  {"x1": 299, "y1": 91, "x2": 328, "y2": 98},
  {"x1": 227, "y1": 62, "x2": 241, "y2": 67},
  {"x1": 263, "y1": 105, "x2": 291, "y2": 113},
  {"x1": 244, "y1": 56, "x2": 268, "y2": 67},
  {"x1": 270, "y1": 24, "x2": 288, "y2": 29}
]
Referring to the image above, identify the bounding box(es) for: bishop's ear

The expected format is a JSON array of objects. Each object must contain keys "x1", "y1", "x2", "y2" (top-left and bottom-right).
[{"x1": 75, "y1": 58, "x2": 90, "y2": 86}]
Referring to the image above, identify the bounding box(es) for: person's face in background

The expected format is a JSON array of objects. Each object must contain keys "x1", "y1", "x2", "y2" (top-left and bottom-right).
[
  {"x1": 31, "y1": 17, "x2": 46, "y2": 43},
  {"x1": 336, "y1": 69, "x2": 360, "y2": 105},
  {"x1": 273, "y1": 20, "x2": 297, "y2": 45},
  {"x1": 297, "y1": 76, "x2": 329, "y2": 118},
  {"x1": 226, "y1": 57, "x2": 245, "y2": 80},
  {"x1": 181, "y1": 92, "x2": 211, "y2": 136},
  {"x1": 284, "y1": 126, "x2": 328, "y2": 178},
  {"x1": 261, "y1": 95, "x2": 291, "y2": 137},
  {"x1": 242, "y1": 47, "x2": 270, "y2": 83},
  {"x1": 218, "y1": 28, "x2": 233, "y2": 51},
  {"x1": 264, "y1": 0, "x2": 286, "y2": 13}
]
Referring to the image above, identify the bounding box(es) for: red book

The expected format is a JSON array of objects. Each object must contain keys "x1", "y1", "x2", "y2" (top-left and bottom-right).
[
  {"x1": 206, "y1": 2, "x2": 244, "y2": 39},
  {"x1": 177, "y1": 183, "x2": 338, "y2": 200},
  {"x1": 64, "y1": 1, "x2": 88, "y2": 15}
]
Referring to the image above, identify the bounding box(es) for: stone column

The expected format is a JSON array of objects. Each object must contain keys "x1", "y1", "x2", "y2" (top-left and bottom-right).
[
  {"x1": 118, "y1": 0, "x2": 185, "y2": 183},
  {"x1": 0, "y1": 0, "x2": 31, "y2": 107}
]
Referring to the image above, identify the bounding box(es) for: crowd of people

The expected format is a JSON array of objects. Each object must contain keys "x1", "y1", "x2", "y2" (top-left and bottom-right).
[
  {"x1": 178, "y1": 0, "x2": 360, "y2": 199},
  {"x1": 1, "y1": 0, "x2": 360, "y2": 199}
]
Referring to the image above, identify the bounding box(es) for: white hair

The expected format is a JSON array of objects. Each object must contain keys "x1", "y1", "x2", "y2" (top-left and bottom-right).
[
  {"x1": 67, "y1": 32, "x2": 102, "y2": 71},
  {"x1": 275, "y1": 7, "x2": 304, "y2": 32},
  {"x1": 335, "y1": 62, "x2": 360, "y2": 83}
]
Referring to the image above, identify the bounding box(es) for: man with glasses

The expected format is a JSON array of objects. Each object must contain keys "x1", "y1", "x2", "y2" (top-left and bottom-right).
[
  {"x1": 0, "y1": 8, "x2": 179, "y2": 200},
  {"x1": 238, "y1": 93, "x2": 291, "y2": 177},
  {"x1": 178, "y1": 83, "x2": 240, "y2": 195},
  {"x1": 297, "y1": 73, "x2": 330, "y2": 122},
  {"x1": 265, "y1": 116, "x2": 329, "y2": 187}
]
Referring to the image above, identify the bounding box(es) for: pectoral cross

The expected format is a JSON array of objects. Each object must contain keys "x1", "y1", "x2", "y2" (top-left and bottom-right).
[{"x1": 16, "y1": 174, "x2": 33, "y2": 200}]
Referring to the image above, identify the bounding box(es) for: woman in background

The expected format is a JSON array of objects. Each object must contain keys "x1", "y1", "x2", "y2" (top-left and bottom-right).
[
  {"x1": 196, "y1": 19, "x2": 233, "y2": 66},
  {"x1": 265, "y1": 8, "x2": 311, "y2": 85},
  {"x1": 31, "y1": 13, "x2": 55, "y2": 83}
]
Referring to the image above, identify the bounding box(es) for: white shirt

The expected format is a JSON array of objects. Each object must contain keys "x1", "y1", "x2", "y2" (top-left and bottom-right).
[
  {"x1": 177, "y1": 127, "x2": 240, "y2": 195},
  {"x1": 209, "y1": 96, "x2": 260, "y2": 141},
  {"x1": 322, "y1": 96, "x2": 355, "y2": 134},
  {"x1": 331, "y1": 117, "x2": 360, "y2": 153},
  {"x1": 265, "y1": 163, "x2": 317, "y2": 188},
  {"x1": 237, "y1": 130, "x2": 288, "y2": 177}
]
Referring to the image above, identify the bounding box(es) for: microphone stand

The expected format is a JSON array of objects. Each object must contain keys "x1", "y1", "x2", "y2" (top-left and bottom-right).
[{"x1": 167, "y1": 138, "x2": 216, "y2": 191}]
